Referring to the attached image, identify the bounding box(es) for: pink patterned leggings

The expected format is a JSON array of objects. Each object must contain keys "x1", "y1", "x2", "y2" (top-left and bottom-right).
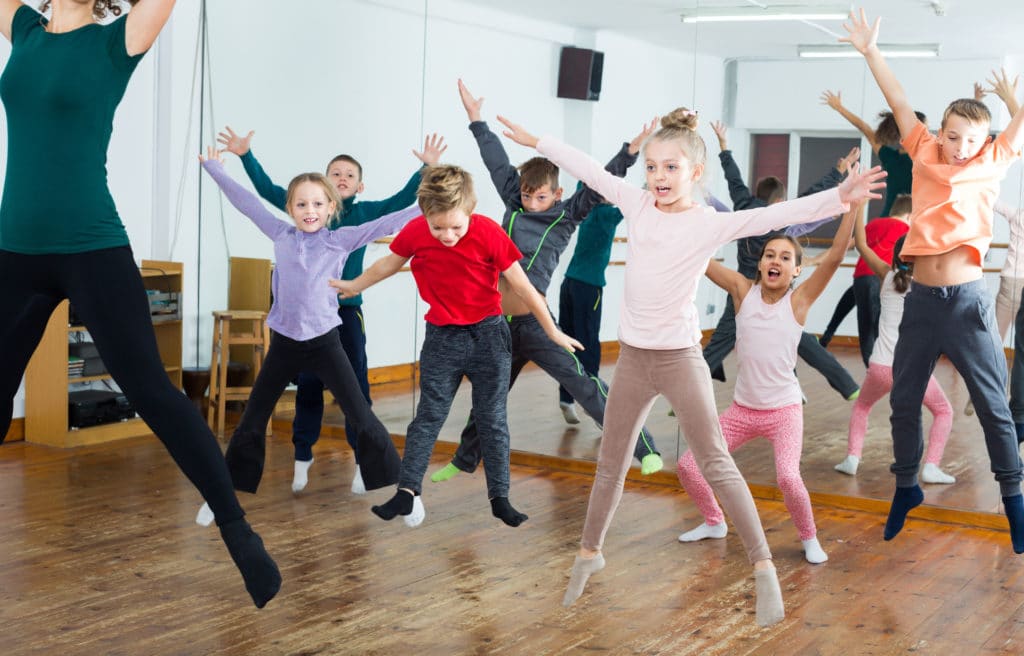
[
  {"x1": 847, "y1": 362, "x2": 952, "y2": 464},
  {"x1": 677, "y1": 402, "x2": 816, "y2": 541}
]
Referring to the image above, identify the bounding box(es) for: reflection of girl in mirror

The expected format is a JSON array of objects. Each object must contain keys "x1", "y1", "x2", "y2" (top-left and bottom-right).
[
  {"x1": 838, "y1": 211, "x2": 956, "y2": 484},
  {"x1": 216, "y1": 126, "x2": 447, "y2": 496},
  {"x1": 0, "y1": 0, "x2": 280, "y2": 608},
  {"x1": 195, "y1": 147, "x2": 418, "y2": 524},
  {"x1": 676, "y1": 204, "x2": 867, "y2": 566},
  {"x1": 816, "y1": 90, "x2": 926, "y2": 356},
  {"x1": 497, "y1": 108, "x2": 885, "y2": 626}
]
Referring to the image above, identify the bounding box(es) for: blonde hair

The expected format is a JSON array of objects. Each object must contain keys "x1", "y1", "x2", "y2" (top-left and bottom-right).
[
  {"x1": 285, "y1": 173, "x2": 340, "y2": 212},
  {"x1": 645, "y1": 107, "x2": 707, "y2": 167},
  {"x1": 417, "y1": 165, "x2": 477, "y2": 217},
  {"x1": 941, "y1": 98, "x2": 991, "y2": 129}
]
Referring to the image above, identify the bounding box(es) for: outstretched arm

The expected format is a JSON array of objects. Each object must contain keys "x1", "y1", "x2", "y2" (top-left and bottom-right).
[
  {"x1": 841, "y1": 9, "x2": 920, "y2": 143},
  {"x1": 199, "y1": 147, "x2": 289, "y2": 241},
  {"x1": 565, "y1": 119, "x2": 655, "y2": 221},
  {"x1": 125, "y1": 0, "x2": 176, "y2": 56},
  {"x1": 705, "y1": 259, "x2": 752, "y2": 310},
  {"x1": 329, "y1": 253, "x2": 408, "y2": 298},
  {"x1": 851, "y1": 205, "x2": 891, "y2": 280},
  {"x1": 792, "y1": 203, "x2": 861, "y2": 322},
  {"x1": 985, "y1": 68, "x2": 1021, "y2": 115},
  {"x1": 502, "y1": 262, "x2": 584, "y2": 353},
  {"x1": 821, "y1": 90, "x2": 881, "y2": 152}
]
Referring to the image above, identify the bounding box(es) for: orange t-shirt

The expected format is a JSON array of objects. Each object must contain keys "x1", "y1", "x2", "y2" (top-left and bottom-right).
[{"x1": 900, "y1": 121, "x2": 1019, "y2": 263}]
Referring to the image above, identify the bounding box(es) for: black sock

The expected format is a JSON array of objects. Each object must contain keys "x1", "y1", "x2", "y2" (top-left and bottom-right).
[
  {"x1": 710, "y1": 364, "x2": 726, "y2": 383},
  {"x1": 372, "y1": 489, "x2": 414, "y2": 520},
  {"x1": 884, "y1": 485, "x2": 924, "y2": 541},
  {"x1": 490, "y1": 497, "x2": 528, "y2": 527},
  {"x1": 1004, "y1": 495, "x2": 1024, "y2": 554},
  {"x1": 219, "y1": 518, "x2": 282, "y2": 609}
]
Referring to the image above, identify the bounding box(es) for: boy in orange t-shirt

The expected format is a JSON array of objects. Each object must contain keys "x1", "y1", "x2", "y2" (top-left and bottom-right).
[{"x1": 845, "y1": 8, "x2": 1024, "y2": 553}]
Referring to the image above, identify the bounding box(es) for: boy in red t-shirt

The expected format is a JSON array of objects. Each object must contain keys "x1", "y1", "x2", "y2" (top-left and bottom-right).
[{"x1": 331, "y1": 165, "x2": 582, "y2": 528}]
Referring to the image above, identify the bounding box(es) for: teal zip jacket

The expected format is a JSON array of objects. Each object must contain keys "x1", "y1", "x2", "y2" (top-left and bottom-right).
[{"x1": 239, "y1": 149, "x2": 421, "y2": 306}]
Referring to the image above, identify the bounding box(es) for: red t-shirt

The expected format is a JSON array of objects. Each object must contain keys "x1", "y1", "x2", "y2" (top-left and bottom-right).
[
  {"x1": 853, "y1": 217, "x2": 910, "y2": 278},
  {"x1": 390, "y1": 214, "x2": 523, "y2": 326}
]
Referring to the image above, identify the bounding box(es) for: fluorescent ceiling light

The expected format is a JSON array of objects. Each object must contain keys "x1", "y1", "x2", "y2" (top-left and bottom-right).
[
  {"x1": 680, "y1": 5, "x2": 848, "y2": 23},
  {"x1": 798, "y1": 44, "x2": 940, "y2": 58}
]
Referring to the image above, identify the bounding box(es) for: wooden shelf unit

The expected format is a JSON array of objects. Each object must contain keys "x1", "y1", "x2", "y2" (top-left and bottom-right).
[{"x1": 24, "y1": 260, "x2": 184, "y2": 448}]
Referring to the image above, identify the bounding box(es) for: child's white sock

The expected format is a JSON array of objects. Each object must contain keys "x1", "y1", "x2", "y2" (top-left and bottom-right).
[
  {"x1": 195, "y1": 502, "x2": 214, "y2": 527},
  {"x1": 403, "y1": 495, "x2": 425, "y2": 527},
  {"x1": 292, "y1": 458, "x2": 314, "y2": 493},
  {"x1": 562, "y1": 553, "x2": 605, "y2": 607},
  {"x1": 754, "y1": 566, "x2": 785, "y2": 627},
  {"x1": 559, "y1": 401, "x2": 580, "y2": 425},
  {"x1": 834, "y1": 455, "x2": 859, "y2": 476},
  {"x1": 921, "y1": 462, "x2": 956, "y2": 484},
  {"x1": 802, "y1": 537, "x2": 828, "y2": 564},
  {"x1": 678, "y1": 521, "x2": 728, "y2": 542},
  {"x1": 351, "y1": 465, "x2": 366, "y2": 495}
]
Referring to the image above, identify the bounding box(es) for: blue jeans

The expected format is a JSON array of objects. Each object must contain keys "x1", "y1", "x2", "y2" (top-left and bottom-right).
[
  {"x1": 891, "y1": 279, "x2": 1022, "y2": 495},
  {"x1": 291, "y1": 305, "x2": 370, "y2": 462}
]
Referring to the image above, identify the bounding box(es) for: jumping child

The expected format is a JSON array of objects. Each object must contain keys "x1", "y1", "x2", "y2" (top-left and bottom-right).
[{"x1": 496, "y1": 108, "x2": 884, "y2": 625}]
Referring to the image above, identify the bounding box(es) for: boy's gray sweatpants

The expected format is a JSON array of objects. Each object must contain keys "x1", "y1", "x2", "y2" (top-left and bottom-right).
[{"x1": 400, "y1": 315, "x2": 513, "y2": 498}]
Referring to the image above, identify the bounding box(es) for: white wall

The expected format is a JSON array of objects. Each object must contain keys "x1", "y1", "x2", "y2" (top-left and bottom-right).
[{"x1": 5, "y1": 1, "x2": 1024, "y2": 421}]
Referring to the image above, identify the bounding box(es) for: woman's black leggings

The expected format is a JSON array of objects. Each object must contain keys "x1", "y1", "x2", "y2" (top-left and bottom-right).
[{"x1": 0, "y1": 246, "x2": 244, "y2": 524}]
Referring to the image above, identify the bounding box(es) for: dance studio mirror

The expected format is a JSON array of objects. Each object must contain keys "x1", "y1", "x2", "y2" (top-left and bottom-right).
[
  {"x1": 193, "y1": 0, "x2": 431, "y2": 435},
  {"x1": 191, "y1": 0, "x2": 1024, "y2": 519}
]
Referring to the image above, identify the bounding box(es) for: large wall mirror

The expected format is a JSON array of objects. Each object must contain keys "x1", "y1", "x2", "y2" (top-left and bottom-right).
[{"x1": 5, "y1": 0, "x2": 1022, "y2": 525}]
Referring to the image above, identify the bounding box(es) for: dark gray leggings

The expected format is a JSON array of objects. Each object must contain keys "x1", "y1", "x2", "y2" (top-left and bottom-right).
[
  {"x1": 400, "y1": 316, "x2": 512, "y2": 498},
  {"x1": 0, "y1": 246, "x2": 245, "y2": 525}
]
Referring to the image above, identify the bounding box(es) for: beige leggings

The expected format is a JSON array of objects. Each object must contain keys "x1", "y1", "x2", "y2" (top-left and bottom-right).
[{"x1": 580, "y1": 343, "x2": 772, "y2": 564}]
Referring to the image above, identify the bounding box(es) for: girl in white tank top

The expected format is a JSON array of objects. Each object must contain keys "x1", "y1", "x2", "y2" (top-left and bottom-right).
[{"x1": 678, "y1": 202, "x2": 864, "y2": 564}]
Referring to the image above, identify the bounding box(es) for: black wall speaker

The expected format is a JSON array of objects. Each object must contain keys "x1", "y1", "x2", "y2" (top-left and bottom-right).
[{"x1": 557, "y1": 46, "x2": 604, "y2": 101}]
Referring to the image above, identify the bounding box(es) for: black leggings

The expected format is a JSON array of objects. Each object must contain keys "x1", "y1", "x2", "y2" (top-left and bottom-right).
[
  {"x1": 0, "y1": 247, "x2": 244, "y2": 524},
  {"x1": 224, "y1": 329, "x2": 399, "y2": 494}
]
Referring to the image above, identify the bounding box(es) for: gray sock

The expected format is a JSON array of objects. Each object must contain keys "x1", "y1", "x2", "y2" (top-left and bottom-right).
[
  {"x1": 562, "y1": 553, "x2": 605, "y2": 607},
  {"x1": 754, "y1": 567, "x2": 785, "y2": 627}
]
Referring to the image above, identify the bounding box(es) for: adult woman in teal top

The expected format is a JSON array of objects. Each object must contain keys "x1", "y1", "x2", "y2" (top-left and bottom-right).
[{"x1": 0, "y1": 0, "x2": 279, "y2": 608}]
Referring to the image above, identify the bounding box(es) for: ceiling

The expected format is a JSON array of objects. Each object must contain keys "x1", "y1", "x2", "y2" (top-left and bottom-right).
[{"x1": 461, "y1": 0, "x2": 1021, "y2": 61}]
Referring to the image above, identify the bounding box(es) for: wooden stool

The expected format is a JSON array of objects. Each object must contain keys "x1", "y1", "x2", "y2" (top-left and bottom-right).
[{"x1": 207, "y1": 310, "x2": 270, "y2": 438}]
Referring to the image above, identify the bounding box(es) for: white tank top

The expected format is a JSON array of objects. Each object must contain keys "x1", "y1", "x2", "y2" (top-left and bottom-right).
[
  {"x1": 869, "y1": 271, "x2": 905, "y2": 367},
  {"x1": 733, "y1": 285, "x2": 804, "y2": 410}
]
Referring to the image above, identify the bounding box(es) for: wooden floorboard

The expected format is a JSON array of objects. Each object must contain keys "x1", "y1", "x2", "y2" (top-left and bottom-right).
[{"x1": 3, "y1": 431, "x2": 1024, "y2": 655}]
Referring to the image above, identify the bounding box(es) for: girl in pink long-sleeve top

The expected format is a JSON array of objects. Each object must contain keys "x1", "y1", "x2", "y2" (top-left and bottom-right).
[
  {"x1": 495, "y1": 108, "x2": 885, "y2": 627},
  {"x1": 677, "y1": 203, "x2": 864, "y2": 566}
]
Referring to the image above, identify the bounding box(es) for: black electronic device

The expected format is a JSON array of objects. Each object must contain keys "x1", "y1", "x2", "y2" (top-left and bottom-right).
[
  {"x1": 557, "y1": 46, "x2": 604, "y2": 101},
  {"x1": 68, "y1": 389, "x2": 135, "y2": 429}
]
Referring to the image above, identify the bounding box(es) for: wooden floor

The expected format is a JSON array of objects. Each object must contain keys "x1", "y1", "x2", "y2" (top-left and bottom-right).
[
  {"x1": 352, "y1": 344, "x2": 1005, "y2": 516},
  {"x1": 3, "y1": 428, "x2": 1024, "y2": 655}
]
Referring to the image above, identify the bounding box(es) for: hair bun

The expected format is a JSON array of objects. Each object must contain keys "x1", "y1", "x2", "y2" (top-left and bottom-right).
[{"x1": 661, "y1": 107, "x2": 698, "y2": 131}]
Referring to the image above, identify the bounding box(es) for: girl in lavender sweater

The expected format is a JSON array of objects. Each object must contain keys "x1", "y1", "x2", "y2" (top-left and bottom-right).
[
  {"x1": 497, "y1": 110, "x2": 884, "y2": 626},
  {"x1": 195, "y1": 147, "x2": 419, "y2": 525}
]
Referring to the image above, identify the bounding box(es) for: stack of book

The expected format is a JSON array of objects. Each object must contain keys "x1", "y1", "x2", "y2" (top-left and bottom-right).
[{"x1": 68, "y1": 356, "x2": 85, "y2": 378}]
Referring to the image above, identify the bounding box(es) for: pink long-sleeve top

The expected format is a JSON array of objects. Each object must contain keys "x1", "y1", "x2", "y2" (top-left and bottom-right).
[{"x1": 536, "y1": 135, "x2": 849, "y2": 350}]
